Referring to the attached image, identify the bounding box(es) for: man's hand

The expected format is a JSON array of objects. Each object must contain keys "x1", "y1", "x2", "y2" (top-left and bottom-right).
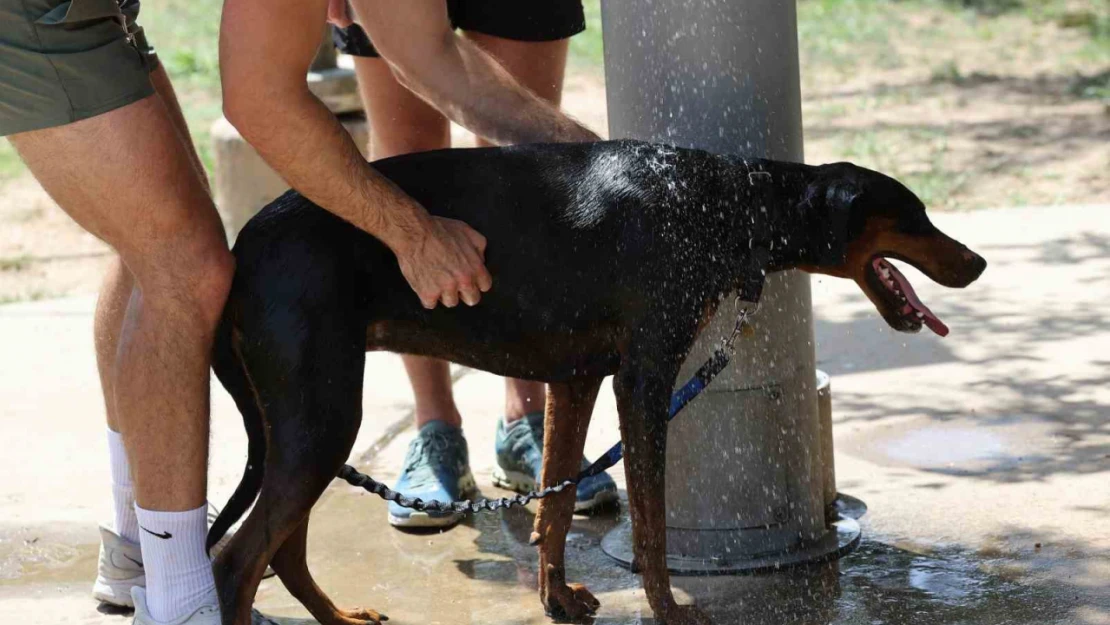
[{"x1": 397, "y1": 217, "x2": 493, "y2": 309}]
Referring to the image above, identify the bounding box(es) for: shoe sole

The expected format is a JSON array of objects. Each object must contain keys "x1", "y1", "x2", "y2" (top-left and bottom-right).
[
  {"x1": 491, "y1": 467, "x2": 619, "y2": 513},
  {"x1": 93, "y1": 576, "x2": 141, "y2": 608},
  {"x1": 387, "y1": 470, "x2": 478, "y2": 529}
]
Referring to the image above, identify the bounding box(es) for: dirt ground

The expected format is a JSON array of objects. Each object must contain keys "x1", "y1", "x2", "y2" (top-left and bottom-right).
[
  {"x1": 797, "y1": 2, "x2": 1109, "y2": 211},
  {"x1": 1, "y1": 3, "x2": 1107, "y2": 304}
]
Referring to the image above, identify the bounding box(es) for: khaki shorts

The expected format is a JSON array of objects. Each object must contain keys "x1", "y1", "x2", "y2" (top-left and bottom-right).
[{"x1": 0, "y1": 0, "x2": 159, "y2": 137}]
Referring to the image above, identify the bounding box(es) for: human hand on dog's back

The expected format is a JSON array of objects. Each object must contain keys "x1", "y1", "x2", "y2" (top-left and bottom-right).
[
  {"x1": 221, "y1": 0, "x2": 496, "y2": 310},
  {"x1": 395, "y1": 215, "x2": 493, "y2": 309}
]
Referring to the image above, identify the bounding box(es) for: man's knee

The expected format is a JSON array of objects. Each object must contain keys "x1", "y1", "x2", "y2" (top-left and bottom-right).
[
  {"x1": 131, "y1": 241, "x2": 235, "y2": 331},
  {"x1": 189, "y1": 246, "x2": 236, "y2": 328}
]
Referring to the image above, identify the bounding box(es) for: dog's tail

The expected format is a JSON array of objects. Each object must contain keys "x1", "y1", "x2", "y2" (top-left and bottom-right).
[{"x1": 206, "y1": 315, "x2": 267, "y2": 555}]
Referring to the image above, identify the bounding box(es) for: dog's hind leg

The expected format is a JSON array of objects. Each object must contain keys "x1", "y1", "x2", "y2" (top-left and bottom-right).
[
  {"x1": 213, "y1": 305, "x2": 369, "y2": 625},
  {"x1": 614, "y1": 343, "x2": 712, "y2": 625},
  {"x1": 531, "y1": 377, "x2": 604, "y2": 621},
  {"x1": 269, "y1": 516, "x2": 388, "y2": 625}
]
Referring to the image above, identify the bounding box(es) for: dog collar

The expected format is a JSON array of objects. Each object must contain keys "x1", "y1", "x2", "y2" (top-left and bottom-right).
[{"x1": 738, "y1": 273, "x2": 764, "y2": 304}]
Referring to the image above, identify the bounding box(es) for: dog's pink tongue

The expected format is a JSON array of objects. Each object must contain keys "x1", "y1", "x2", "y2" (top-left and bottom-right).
[{"x1": 886, "y1": 262, "x2": 950, "y2": 337}]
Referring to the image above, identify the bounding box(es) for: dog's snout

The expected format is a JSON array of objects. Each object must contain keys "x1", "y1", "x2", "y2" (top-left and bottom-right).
[
  {"x1": 949, "y1": 248, "x2": 987, "y2": 287},
  {"x1": 964, "y1": 250, "x2": 987, "y2": 277}
]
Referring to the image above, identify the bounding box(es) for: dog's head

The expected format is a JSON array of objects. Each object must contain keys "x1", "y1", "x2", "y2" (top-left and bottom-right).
[{"x1": 798, "y1": 162, "x2": 986, "y2": 337}]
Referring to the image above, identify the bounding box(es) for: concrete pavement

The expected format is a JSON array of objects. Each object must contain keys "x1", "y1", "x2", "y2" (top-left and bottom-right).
[{"x1": 0, "y1": 204, "x2": 1107, "y2": 624}]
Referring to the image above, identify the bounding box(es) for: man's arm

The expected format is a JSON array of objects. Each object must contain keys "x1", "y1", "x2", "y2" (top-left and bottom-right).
[
  {"x1": 220, "y1": 0, "x2": 490, "y2": 308},
  {"x1": 348, "y1": 0, "x2": 601, "y2": 145}
]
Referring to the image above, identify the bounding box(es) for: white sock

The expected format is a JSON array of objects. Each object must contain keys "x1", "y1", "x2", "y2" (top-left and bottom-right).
[
  {"x1": 135, "y1": 503, "x2": 218, "y2": 623},
  {"x1": 107, "y1": 429, "x2": 140, "y2": 544}
]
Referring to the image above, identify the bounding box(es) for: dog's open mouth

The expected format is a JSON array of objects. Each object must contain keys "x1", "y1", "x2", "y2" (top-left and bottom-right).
[{"x1": 868, "y1": 257, "x2": 949, "y2": 337}]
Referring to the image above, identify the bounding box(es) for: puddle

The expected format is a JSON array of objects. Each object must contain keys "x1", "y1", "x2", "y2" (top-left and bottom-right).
[
  {"x1": 832, "y1": 542, "x2": 1076, "y2": 625},
  {"x1": 883, "y1": 426, "x2": 1009, "y2": 467},
  {"x1": 0, "y1": 528, "x2": 97, "y2": 587},
  {"x1": 1, "y1": 484, "x2": 1095, "y2": 625}
]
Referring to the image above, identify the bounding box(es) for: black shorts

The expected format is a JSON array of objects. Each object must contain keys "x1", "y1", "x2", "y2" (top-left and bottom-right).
[{"x1": 332, "y1": 0, "x2": 586, "y2": 58}]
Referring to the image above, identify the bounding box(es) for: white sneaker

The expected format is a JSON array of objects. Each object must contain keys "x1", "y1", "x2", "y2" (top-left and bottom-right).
[
  {"x1": 131, "y1": 588, "x2": 220, "y2": 625},
  {"x1": 94, "y1": 506, "x2": 274, "y2": 609},
  {"x1": 93, "y1": 524, "x2": 145, "y2": 608},
  {"x1": 131, "y1": 587, "x2": 278, "y2": 625}
]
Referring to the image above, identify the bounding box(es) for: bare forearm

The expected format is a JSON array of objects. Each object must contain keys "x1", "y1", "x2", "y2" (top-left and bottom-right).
[
  {"x1": 220, "y1": 0, "x2": 434, "y2": 252},
  {"x1": 401, "y1": 36, "x2": 599, "y2": 146},
  {"x1": 228, "y1": 88, "x2": 428, "y2": 249},
  {"x1": 354, "y1": 0, "x2": 599, "y2": 146}
]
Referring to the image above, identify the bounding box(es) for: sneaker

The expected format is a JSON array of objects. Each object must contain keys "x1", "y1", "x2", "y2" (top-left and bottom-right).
[
  {"x1": 95, "y1": 507, "x2": 275, "y2": 608},
  {"x1": 130, "y1": 587, "x2": 278, "y2": 625},
  {"x1": 131, "y1": 588, "x2": 219, "y2": 625},
  {"x1": 93, "y1": 524, "x2": 146, "y2": 608},
  {"x1": 493, "y1": 412, "x2": 619, "y2": 513},
  {"x1": 387, "y1": 421, "x2": 476, "y2": 529}
]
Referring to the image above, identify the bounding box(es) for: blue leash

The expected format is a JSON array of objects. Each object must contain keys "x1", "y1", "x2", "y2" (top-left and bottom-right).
[
  {"x1": 575, "y1": 302, "x2": 756, "y2": 482},
  {"x1": 337, "y1": 300, "x2": 759, "y2": 514}
]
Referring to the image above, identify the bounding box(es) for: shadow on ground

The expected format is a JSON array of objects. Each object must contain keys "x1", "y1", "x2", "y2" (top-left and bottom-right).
[{"x1": 816, "y1": 229, "x2": 1110, "y2": 484}]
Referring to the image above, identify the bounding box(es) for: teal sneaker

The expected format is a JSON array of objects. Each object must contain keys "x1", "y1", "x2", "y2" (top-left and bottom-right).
[
  {"x1": 493, "y1": 412, "x2": 619, "y2": 513},
  {"x1": 388, "y1": 421, "x2": 477, "y2": 529}
]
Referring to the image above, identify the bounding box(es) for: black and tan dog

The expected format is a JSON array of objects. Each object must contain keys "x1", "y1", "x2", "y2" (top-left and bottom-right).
[{"x1": 207, "y1": 140, "x2": 985, "y2": 625}]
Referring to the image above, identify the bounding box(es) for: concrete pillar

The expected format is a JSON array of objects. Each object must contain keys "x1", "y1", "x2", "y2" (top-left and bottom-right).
[
  {"x1": 599, "y1": 0, "x2": 859, "y2": 572},
  {"x1": 212, "y1": 27, "x2": 367, "y2": 241}
]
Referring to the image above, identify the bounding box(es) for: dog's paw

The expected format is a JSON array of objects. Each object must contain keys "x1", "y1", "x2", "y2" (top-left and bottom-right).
[
  {"x1": 339, "y1": 606, "x2": 388, "y2": 624},
  {"x1": 543, "y1": 582, "x2": 601, "y2": 622},
  {"x1": 660, "y1": 605, "x2": 712, "y2": 625}
]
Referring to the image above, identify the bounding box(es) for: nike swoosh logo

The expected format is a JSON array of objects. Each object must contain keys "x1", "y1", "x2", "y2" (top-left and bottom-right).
[
  {"x1": 122, "y1": 554, "x2": 144, "y2": 568},
  {"x1": 140, "y1": 526, "x2": 172, "y2": 540}
]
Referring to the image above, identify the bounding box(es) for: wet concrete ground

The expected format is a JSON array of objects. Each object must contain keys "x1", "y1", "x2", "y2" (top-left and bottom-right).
[{"x1": 1, "y1": 204, "x2": 1107, "y2": 624}]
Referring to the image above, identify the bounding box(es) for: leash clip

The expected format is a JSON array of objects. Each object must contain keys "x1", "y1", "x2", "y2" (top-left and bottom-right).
[{"x1": 725, "y1": 295, "x2": 759, "y2": 349}]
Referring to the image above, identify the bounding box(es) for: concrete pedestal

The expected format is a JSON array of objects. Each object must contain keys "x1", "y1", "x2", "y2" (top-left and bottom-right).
[
  {"x1": 600, "y1": 369, "x2": 861, "y2": 573},
  {"x1": 600, "y1": 0, "x2": 860, "y2": 573}
]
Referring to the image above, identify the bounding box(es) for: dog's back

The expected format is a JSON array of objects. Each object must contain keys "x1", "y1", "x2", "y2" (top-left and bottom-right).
[{"x1": 226, "y1": 142, "x2": 748, "y2": 375}]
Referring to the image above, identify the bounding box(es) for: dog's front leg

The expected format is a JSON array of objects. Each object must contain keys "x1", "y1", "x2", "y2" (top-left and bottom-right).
[
  {"x1": 532, "y1": 377, "x2": 604, "y2": 621},
  {"x1": 614, "y1": 361, "x2": 712, "y2": 625}
]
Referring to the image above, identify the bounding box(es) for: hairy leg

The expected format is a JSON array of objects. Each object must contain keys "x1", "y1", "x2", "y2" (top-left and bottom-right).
[
  {"x1": 9, "y1": 93, "x2": 233, "y2": 512},
  {"x1": 95, "y1": 259, "x2": 133, "y2": 433},
  {"x1": 464, "y1": 33, "x2": 572, "y2": 421},
  {"x1": 96, "y1": 64, "x2": 211, "y2": 435}
]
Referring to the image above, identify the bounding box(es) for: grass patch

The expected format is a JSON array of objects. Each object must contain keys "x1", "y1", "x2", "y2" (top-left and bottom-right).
[
  {"x1": 0, "y1": 290, "x2": 50, "y2": 305},
  {"x1": 0, "y1": 255, "x2": 31, "y2": 272},
  {"x1": 1070, "y1": 69, "x2": 1110, "y2": 101},
  {"x1": 141, "y1": 0, "x2": 223, "y2": 94},
  {"x1": 0, "y1": 140, "x2": 24, "y2": 181},
  {"x1": 569, "y1": 0, "x2": 604, "y2": 70},
  {"x1": 799, "y1": 0, "x2": 907, "y2": 75},
  {"x1": 835, "y1": 128, "x2": 968, "y2": 208}
]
